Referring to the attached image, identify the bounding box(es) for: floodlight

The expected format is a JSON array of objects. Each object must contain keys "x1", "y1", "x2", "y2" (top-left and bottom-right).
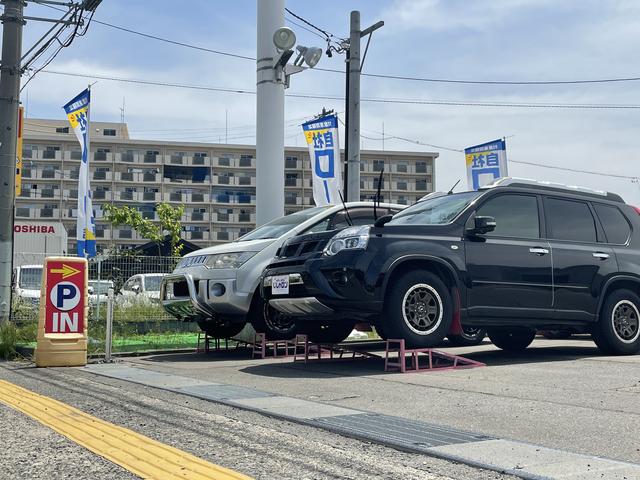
[
  {"x1": 303, "y1": 46, "x2": 322, "y2": 68},
  {"x1": 82, "y1": 0, "x2": 102, "y2": 12},
  {"x1": 273, "y1": 27, "x2": 296, "y2": 51},
  {"x1": 294, "y1": 46, "x2": 323, "y2": 68}
]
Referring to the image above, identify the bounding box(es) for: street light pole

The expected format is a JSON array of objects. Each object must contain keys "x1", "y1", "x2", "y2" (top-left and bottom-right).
[
  {"x1": 0, "y1": 0, "x2": 24, "y2": 323},
  {"x1": 256, "y1": 0, "x2": 285, "y2": 227}
]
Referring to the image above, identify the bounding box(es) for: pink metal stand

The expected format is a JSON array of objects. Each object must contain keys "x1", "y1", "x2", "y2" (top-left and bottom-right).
[
  {"x1": 251, "y1": 333, "x2": 297, "y2": 359},
  {"x1": 384, "y1": 339, "x2": 485, "y2": 373}
]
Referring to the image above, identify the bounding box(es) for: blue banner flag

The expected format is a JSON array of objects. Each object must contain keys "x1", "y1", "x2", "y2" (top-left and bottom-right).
[
  {"x1": 63, "y1": 89, "x2": 96, "y2": 257},
  {"x1": 302, "y1": 114, "x2": 343, "y2": 205},
  {"x1": 465, "y1": 139, "x2": 508, "y2": 190}
]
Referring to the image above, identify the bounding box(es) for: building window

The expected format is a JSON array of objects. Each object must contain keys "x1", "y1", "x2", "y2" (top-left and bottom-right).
[
  {"x1": 416, "y1": 179, "x2": 428, "y2": 191},
  {"x1": 374, "y1": 177, "x2": 385, "y2": 189},
  {"x1": 218, "y1": 157, "x2": 231, "y2": 167},
  {"x1": 55, "y1": 127, "x2": 69, "y2": 134},
  {"x1": 103, "y1": 129, "x2": 117, "y2": 136},
  {"x1": 239, "y1": 155, "x2": 253, "y2": 167},
  {"x1": 396, "y1": 162, "x2": 408, "y2": 173},
  {"x1": 416, "y1": 161, "x2": 428, "y2": 173},
  {"x1": 285, "y1": 156, "x2": 298, "y2": 169},
  {"x1": 397, "y1": 181, "x2": 407, "y2": 190},
  {"x1": 373, "y1": 160, "x2": 385, "y2": 172}
]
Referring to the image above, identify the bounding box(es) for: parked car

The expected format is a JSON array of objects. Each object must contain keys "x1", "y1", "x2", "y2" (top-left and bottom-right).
[
  {"x1": 160, "y1": 203, "x2": 404, "y2": 339},
  {"x1": 88, "y1": 280, "x2": 115, "y2": 305},
  {"x1": 12, "y1": 264, "x2": 43, "y2": 307},
  {"x1": 121, "y1": 274, "x2": 166, "y2": 303},
  {"x1": 262, "y1": 178, "x2": 640, "y2": 355}
]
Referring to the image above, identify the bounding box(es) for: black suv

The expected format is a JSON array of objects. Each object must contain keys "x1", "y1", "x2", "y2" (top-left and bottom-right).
[{"x1": 262, "y1": 178, "x2": 640, "y2": 355}]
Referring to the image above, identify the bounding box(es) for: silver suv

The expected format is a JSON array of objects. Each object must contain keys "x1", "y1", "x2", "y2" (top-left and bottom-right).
[{"x1": 160, "y1": 202, "x2": 403, "y2": 338}]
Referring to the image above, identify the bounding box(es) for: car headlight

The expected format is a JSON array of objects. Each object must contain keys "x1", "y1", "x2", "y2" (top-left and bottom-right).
[
  {"x1": 205, "y1": 252, "x2": 257, "y2": 269},
  {"x1": 323, "y1": 226, "x2": 370, "y2": 256}
]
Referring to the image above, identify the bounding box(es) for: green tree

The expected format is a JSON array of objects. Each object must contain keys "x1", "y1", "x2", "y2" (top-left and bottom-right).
[{"x1": 103, "y1": 202, "x2": 185, "y2": 256}]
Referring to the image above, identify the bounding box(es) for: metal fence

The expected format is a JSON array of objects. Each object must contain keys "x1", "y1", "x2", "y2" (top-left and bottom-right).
[{"x1": 11, "y1": 253, "x2": 201, "y2": 356}]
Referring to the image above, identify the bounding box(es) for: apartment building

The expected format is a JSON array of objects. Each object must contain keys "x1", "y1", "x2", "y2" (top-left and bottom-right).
[{"x1": 17, "y1": 118, "x2": 438, "y2": 253}]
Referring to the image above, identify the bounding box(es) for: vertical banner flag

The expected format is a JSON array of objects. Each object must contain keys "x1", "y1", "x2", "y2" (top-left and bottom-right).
[
  {"x1": 302, "y1": 114, "x2": 343, "y2": 206},
  {"x1": 15, "y1": 106, "x2": 23, "y2": 197},
  {"x1": 465, "y1": 139, "x2": 508, "y2": 190},
  {"x1": 63, "y1": 89, "x2": 96, "y2": 257}
]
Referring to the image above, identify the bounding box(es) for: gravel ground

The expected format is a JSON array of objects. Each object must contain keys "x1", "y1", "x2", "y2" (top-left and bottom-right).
[{"x1": 0, "y1": 360, "x2": 515, "y2": 480}]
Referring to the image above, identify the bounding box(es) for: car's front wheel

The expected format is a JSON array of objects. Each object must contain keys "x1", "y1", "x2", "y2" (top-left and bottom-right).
[
  {"x1": 197, "y1": 320, "x2": 245, "y2": 339},
  {"x1": 592, "y1": 289, "x2": 640, "y2": 355},
  {"x1": 383, "y1": 271, "x2": 453, "y2": 348},
  {"x1": 487, "y1": 328, "x2": 536, "y2": 352}
]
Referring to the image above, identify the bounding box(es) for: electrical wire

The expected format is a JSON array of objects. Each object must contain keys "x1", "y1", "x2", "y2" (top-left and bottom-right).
[
  {"x1": 38, "y1": 70, "x2": 640, "y2": 110},
  {"x1": 508, "y1": 159, "x2": 638, "y2": 180},
  {"x1": 30, "y1": 1, "x2": 640, "y2": 87}
]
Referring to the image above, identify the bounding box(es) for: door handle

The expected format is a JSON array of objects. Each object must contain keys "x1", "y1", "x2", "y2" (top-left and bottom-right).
[
  {"x1": 529, "y1": 247, "x2": 549, "y2": 255},
  {"x1": 593, "y1": 252, "x2": 610, "y2": 260}
]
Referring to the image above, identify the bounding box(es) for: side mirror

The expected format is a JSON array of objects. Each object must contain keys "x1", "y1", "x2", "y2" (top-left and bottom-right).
[
  {"x1": 468, "y1": 216, "x2": 496, "y2": 235},
  {"x1": 374, "y1": 214, "x2": 393, "y2": 228}
]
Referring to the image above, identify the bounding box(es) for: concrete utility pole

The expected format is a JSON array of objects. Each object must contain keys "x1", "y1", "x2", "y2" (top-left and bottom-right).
[
  {"x1": 0, "y1": 0, "x2": 24, "y2": 323},
  {"x1": 256, "y1": 0, "x2": 285, "y2": 226},
  {"x1": 345, "y1": 11, "x2": 384, "y2": 202}
]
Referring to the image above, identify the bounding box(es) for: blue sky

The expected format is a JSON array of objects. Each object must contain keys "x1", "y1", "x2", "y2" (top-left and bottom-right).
[{"x1": 16, "y1": 0, "x2": 640, "y2": 202}]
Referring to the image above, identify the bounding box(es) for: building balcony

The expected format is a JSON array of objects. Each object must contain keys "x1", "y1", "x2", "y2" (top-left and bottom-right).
[
  {"x1": 114, "y1": 191, "x2": 137, "y2": 202},
  {"x1": 36, "y1": 208, "x2": 60, "y2": 219},
  {"x1": 30, "y1": 169, "x2": 63, "y2": 180},
  {"x1": 238, "y1": 213, "x2": 255, "y2": 223},
  {"x1": 187, "y1": 193, "x2": 209, "y2": 203},
  {"x1": 183, "y1": 231, "x2": 210, "y2": 241},
  {"x1": 92, "y1": 190, "x2": 112, "y2": 201},
  {"x1": 62, "y1": 189, "x2": 79, "y2": 200},
  {"x1": 116, "y1": 152, "x2": 140, "y2": 164},
  {"x1": 116, "y1": 172, "x2": 136, "y2": 182},
  {"x1": 165, "y1": 192, "x2": 185, "y2": 203},
  {"x1": 184, "y1": 212, "x2": 209, "y2": 222},
  {"x1": 284, "y1": 178, "x2": 302, "y2": 188},
  {"x1": 141, "y1": 191, "x2": 161, "y2": 202},
  {"x1": 14, "y1": 207, "x2": 36, "y2": 219},
  {"x1": 142, "y1": 154, "x2": 160, "y2": 164},
  {"x1": 142, "y1": 173, "x2": 161, "y2": 183},
  {"x1": 212, "y1": 175, "x2": 235, "y2": 186},
  {"x1": 211, "y1": 231, "x2": 239, "y2": 242},
  {"x1": 92, "y1": 171, "x2": 113, "y2": 182},
  {"x1": 94, "y1": 229, "x2": 112, "y2": 240},
  {"x1": 41, "y1": 150, "x2": 62, "y2": 161},
  {"x1": 212, "y1": 157, "x2": 236, "y2": 169}
]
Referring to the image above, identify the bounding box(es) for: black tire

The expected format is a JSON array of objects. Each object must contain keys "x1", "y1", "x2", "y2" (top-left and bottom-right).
[
  {"x1": 592, "y1": 289, "x2": 640, "y2": 355},
  {"x1": 374, "y1": 321, "x2": 389, "y2": 340},
  {"x1": 197, "y1": 320, "x2": 245, "y2": 339},
  {"x1": 487, "y1": 328, "x2": 536, "y2": 352},
  {"x1": 248, "y1": 293, "x2": 297, "y2": 340},
  {"x1": 383, "y1": 270, "x2": 453, "y2": 348},
  {"x1": 301, "y1": 322, "x2": 355, "y2": 344},
  {"x1": 448, "y1": 327, "x2": 487, "y2": 347}
]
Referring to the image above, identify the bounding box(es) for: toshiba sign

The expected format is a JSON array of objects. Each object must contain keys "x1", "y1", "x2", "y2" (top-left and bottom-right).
[{"x1": 14, "y1": 224, "x2": 57, "y2": 234}]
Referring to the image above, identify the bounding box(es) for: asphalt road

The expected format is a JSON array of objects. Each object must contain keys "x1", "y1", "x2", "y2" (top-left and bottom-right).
[
  {"x1": 115, "y1": 336, "x2": 640, "y2": 464},
  {"x1": 0, "y1": 361, "x2": 514, "y2": 480}
]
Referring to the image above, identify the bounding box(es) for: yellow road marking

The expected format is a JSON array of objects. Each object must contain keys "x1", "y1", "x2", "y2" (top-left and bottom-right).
[{"x1": 0, "y1": 379, "x2": 252, "y2": 480}]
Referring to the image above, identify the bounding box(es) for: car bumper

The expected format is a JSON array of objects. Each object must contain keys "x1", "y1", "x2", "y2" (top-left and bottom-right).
[
  {"x1": 262, "y1": 253, "x2": 383, "y2": 320},
  {"x1": 160, "y1": 272, "x2": 251, "y2": 321}
]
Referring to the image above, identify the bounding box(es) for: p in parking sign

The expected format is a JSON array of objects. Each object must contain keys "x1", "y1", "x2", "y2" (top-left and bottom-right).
[{"x1": 44, "y1": 260, "x2": 86, "y2": 334}]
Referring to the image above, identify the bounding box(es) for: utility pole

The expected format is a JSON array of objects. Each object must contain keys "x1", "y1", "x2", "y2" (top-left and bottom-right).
[
  {"x1": 0, "y1": 0, "x2": 24, "y2": 323},
  {"x1": 345, "y1": 11, "x2": 383, "y2": 202},
  {"x1": 255, "y1": 0, "x2": 285, "y2": 226}
]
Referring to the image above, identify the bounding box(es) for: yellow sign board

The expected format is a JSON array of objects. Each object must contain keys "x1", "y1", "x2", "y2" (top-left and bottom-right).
[{"x1": 15, "y1": 106, "x2": 23, "y2": 196}]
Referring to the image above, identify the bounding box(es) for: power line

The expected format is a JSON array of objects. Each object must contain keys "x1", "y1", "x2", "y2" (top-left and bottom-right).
[
  {"x1": 38, "y1": 70, "x2": 640, "y2": 110},
  {"x1": 284, "y1": 17, "x2": 328, "y2": 42},
  {"x1": 30, "y1": 1, "x2": 640, "y2": 87},
  {"x1": 508, "y1": 159, "x2": 638, "y2": 180},
  {"x1": 284, "y1": 8, "x2": 336, "y2": 42}
]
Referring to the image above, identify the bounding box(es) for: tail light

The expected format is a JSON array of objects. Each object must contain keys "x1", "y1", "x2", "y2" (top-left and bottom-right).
[{"x1": 633, "y1": 206, "x2": 640, "y2": 215}]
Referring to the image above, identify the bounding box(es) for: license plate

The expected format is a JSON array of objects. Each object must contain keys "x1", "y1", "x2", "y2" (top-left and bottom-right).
[{"x1": 271, "y1": 275, "x2": 289, "y2": 295}]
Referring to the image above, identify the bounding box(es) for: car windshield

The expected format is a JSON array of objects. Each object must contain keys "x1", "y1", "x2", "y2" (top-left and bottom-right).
[
  {"x1": 144, "y1": 276, "x2": 163, "y2": 292},
  {"x1": 389, "y1": 191, "x2": 482, "y2": 225},
  {"x1": 237, "y1": 206, "x2": 331, "y2": 241},
  {"x1": 19, "y1": 267, "x2": 43, "y2": 290},
  {"x1": 88, "y1": 281, "x2": 113, "y2": 295}
]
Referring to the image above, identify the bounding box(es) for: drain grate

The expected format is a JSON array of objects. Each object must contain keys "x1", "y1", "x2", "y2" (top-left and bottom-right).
[{"x1": 313, "y1": 413, "x2": 493, "y2": 450}]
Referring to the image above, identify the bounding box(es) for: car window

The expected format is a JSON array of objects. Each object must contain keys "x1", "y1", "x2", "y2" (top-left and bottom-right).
[
  {"x1": 237, "y1": 206, "x2": 331, "y2": 241},
  {"x1": 389, "y1": 191, "x2": 481, "y2": 225},
  {"x1": 333, "y1": 209, "x2": 377, "y2": 229},
  {"x1": 594, "y1": 204, "x2": 631, "y2": 244},
  {"x1": 476, "y1": 194, "x2": 539, "y2": 238},
  {"x1": 546, "y1": 198, "x2": 597, "y2": 243},
  {"x1": 18, "y1": 267, "x2": 43, "y2": 289},
  {"x1": 123, "y1": 278, "x2": 136, "y2": 291},
  {"x1": 303, "y1": 216, "x2": 334, "y2": 234},
  {"x1": 144, "y1": 276, "x2": 162, "y2": 292}
]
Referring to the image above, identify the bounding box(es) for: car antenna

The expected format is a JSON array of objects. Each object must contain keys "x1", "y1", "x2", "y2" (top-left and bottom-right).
[
  {"x1": 374, "y1": 166, "x2": 384, "y2": 220},
  {"x1": 447, "y1": 179, "x2": 461, "y2": 195},
  {"x1": 338, "y1": 190, "x2": 353, "y2": 226}
]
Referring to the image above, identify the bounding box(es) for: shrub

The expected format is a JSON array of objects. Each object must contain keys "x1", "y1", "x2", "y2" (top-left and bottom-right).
[{"x1": 0, "y1": 322, "x2": 18, "y2": 360}]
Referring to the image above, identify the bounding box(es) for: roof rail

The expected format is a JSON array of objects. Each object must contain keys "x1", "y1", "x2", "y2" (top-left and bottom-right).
[{"x1": 481, "y1": 177, "x2": 624, "y2": 202}]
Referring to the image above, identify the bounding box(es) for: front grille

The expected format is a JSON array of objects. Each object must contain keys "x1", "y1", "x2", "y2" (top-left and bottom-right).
[{"x1": 279, "y1": 238, "x2": 326, "y2": 259}]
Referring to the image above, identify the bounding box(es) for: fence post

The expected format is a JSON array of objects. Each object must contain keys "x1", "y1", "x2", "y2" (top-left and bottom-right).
[
  {"x1": 95, "y1": 258, "x2": 102, "y2": 322},
  {"x1": 105, "y1": 287, "x2": 114, "y2": 363}
]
